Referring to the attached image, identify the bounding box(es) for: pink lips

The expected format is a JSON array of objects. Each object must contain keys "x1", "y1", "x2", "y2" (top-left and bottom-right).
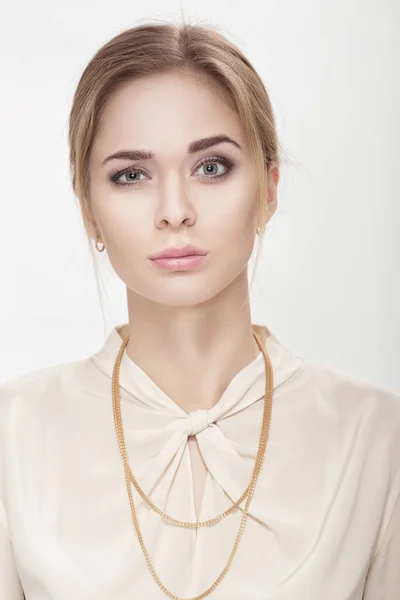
[
  {"x1": 149, "y1": 245, "x2": 208, "y2": 271},
  {"x1": 149, "y1": 245, "x2": 207, "y2": 259}
]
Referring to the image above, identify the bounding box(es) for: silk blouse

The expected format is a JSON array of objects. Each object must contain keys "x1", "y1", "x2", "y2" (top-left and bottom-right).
[{"x1": 0, "y1": 323, "x2": 400, "y2": 600}]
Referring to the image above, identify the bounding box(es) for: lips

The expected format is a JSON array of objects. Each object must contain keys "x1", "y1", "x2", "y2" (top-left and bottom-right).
[
  {"x1": 150, "y1": 253, "x2": 208, "y2": 271},
  {"x1": 149, "y1": 245, "x2": 208, "y2": 260}
]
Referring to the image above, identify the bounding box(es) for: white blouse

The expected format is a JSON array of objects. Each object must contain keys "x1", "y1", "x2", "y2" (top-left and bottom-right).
[{"x1": 1, "y1": 323, "x2": 400, "y2": 600}]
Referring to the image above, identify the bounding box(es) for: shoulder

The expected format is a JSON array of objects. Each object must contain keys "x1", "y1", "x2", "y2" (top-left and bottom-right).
[
  {"x1": 304, "y1": 359, "x2": 400, "y2": 422},
  {"x1": 0, "y1": 357, "x2": 94, "y2": 426},
  {"x1": 0, "y1": 363, "x2": 64, "y2": 397},
  {"x1": 0, "y1": 360, "x2": 75, "y2": 399},
  {"x1": 298, "y1": 358, "x2": 400, "y2": 475}
]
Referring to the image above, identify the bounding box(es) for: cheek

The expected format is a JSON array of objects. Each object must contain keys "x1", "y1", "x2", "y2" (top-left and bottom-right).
[
  {"x1": 105, "y1": 236, "x2": 148, "y2": 297},
  {"x1": 210, "y1": 193, "x2": 258, "y2": 243},
  {"x1": 209, "y1": 213, "x2": 257, "y2": 277},
  {"x1": 93, "y1": 196, "x2": 146, "y2": 250},
  {"x1": 93, "y1": 205, "x2": 147, "y2": 277}
]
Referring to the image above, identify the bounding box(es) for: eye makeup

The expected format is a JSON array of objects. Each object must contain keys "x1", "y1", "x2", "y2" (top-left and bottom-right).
[{"x1": 108, "y1": 155, "x2": 236, "y2": 188}]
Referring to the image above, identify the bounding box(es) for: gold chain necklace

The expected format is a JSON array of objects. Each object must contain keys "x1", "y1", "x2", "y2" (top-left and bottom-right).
[
  {"x1": 112, "y1": 328, "x2": 274, "y2": 600},
  {"x1": 113, "y1": 330, "x2": 272, "y2": 529}
]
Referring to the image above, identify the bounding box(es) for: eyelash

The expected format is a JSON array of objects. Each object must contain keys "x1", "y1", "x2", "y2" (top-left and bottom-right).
[{"x1": 109, "y1": 155, "x2": 235, "y2": 188}]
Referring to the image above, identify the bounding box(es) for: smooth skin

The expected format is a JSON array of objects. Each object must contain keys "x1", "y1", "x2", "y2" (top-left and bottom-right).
[{"x1": 87, "y1": 67, "x2": 279, "y2": 416}]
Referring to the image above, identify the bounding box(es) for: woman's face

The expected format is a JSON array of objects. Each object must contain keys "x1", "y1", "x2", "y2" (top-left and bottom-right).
[{"x1": 87, "y1": 68, "x2": 278, "y2": 307}]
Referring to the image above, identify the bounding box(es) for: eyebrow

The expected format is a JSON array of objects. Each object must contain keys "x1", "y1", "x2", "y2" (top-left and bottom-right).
[{"x1": 101, "y1": 134, "x2": 242, "y2": 166}]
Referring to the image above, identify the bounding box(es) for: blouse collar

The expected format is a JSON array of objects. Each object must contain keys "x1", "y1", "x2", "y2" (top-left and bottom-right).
[
  {"x1": 89, "y1": 322, "x2": 305, "y2": 523},
  {"x1": 91, "y1": 322, "x2": 304, "y2": 401}
]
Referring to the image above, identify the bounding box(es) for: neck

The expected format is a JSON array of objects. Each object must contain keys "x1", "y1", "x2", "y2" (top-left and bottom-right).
[{"x1": 121, "y1": 273, "x2": 268, "y2": 413}]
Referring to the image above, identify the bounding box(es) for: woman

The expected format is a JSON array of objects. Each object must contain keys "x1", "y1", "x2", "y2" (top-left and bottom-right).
[{"x1": 1, "y1": 20, "x2": 399, "y2": 600}]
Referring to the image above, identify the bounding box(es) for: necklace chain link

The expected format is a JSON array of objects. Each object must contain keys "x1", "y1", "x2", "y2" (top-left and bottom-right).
[{"x1": 112, "y1": 328, "x2": 273, "y2": 600}]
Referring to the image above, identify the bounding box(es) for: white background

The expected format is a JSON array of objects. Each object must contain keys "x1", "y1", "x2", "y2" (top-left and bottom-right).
[{"x1": 0, "y1": 0, "x2": 399, "y2": 392}]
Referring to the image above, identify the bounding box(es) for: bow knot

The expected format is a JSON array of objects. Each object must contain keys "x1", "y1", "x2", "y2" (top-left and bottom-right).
[{"x1": 186, "y1": 409, "x2": 212, "y2": 436}]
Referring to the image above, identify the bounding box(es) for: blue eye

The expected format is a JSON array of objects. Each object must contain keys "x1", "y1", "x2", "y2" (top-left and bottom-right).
[
  {"x1": 194, "y1": 156, "x2": 234, "y2": 181},
  {"x1": 109, "y1": 155, "x2": 235, "y2": 188},
  {"x1": 112, "y1": 169, "x2": 145, "y2": 185}
]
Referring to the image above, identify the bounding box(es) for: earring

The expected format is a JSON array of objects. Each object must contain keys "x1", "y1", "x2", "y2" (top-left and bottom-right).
[{"x1": 95, "y1": 240, "x2": 105, "y2": 252}]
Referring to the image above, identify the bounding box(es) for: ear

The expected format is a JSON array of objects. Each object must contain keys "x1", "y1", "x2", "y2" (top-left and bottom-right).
[
  {"x1": 266, "y1": 163, "x2": 279, "y2": 215},
  {"x1": 73, "y1": 179, "x2": 101, "y2": 243},
  {"x1": 87, "y1": 224, "x2": 100, "y2": 244},
  {"x1": 83, "y1": 212, "x2": 101, "y2": 244}
]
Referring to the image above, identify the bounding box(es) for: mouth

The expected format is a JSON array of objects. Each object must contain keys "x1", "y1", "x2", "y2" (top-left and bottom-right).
[
  {"x1": 148, "y1": 245, "x2": 208, "y2": 260},
  {"x1": 149, "y1": 250, "x2": 208, "y2": 272}
]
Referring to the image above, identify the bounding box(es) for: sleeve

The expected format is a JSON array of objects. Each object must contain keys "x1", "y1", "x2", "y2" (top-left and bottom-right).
[
  {"x1": 0, "y1": 386, "x2": 24, "y2": 599},
  {"x1": 362, "y1": 416, "x2": 400, "y2": 600},
  {"x1": 0, "y1": 506, "x2": 25, "y2": 599}
]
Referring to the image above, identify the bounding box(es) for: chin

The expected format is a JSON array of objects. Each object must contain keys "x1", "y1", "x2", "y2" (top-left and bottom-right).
[{"x1": 142, "y1": 278, "x2": 228, "y2": 308}]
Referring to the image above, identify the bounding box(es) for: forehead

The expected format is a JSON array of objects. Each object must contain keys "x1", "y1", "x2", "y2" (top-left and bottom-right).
[{"x1": 91, "y1": 69, "x2": 245, "y2": 164}]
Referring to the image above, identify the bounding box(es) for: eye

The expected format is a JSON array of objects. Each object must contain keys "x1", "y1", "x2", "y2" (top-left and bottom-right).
[
  {"x1": 193, "y1": 156, "x2": 234, "y2": 182},
  {"x1": 109, "y1": 155, "x2": 235, "y2": 188},
  {"x1": 110, "y1": 168, "x2": 146, "y2": 187}
]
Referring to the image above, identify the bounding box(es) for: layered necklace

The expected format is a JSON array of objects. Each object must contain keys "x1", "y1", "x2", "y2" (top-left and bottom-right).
[{"x1": 112, "y1": 328, "x2": 273, "y2": 600}]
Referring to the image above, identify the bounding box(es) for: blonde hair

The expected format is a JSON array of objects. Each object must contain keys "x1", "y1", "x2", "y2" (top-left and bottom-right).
[{"x1": 68, "y1": 17, "x2": 285, "y2": 321}]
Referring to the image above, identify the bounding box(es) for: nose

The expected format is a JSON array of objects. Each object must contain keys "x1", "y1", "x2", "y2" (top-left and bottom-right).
[{"x1": 155, "y1": 177, "x2": 197, "y2": 230}]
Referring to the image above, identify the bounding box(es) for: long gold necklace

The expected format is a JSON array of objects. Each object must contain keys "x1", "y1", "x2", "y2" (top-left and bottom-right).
[
  {"x1": 112, "y1": 328, "x2": 274, "y2": 600},
  {"x1": 114, "y1": 329, "x2": 272, "y2": 528}
]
